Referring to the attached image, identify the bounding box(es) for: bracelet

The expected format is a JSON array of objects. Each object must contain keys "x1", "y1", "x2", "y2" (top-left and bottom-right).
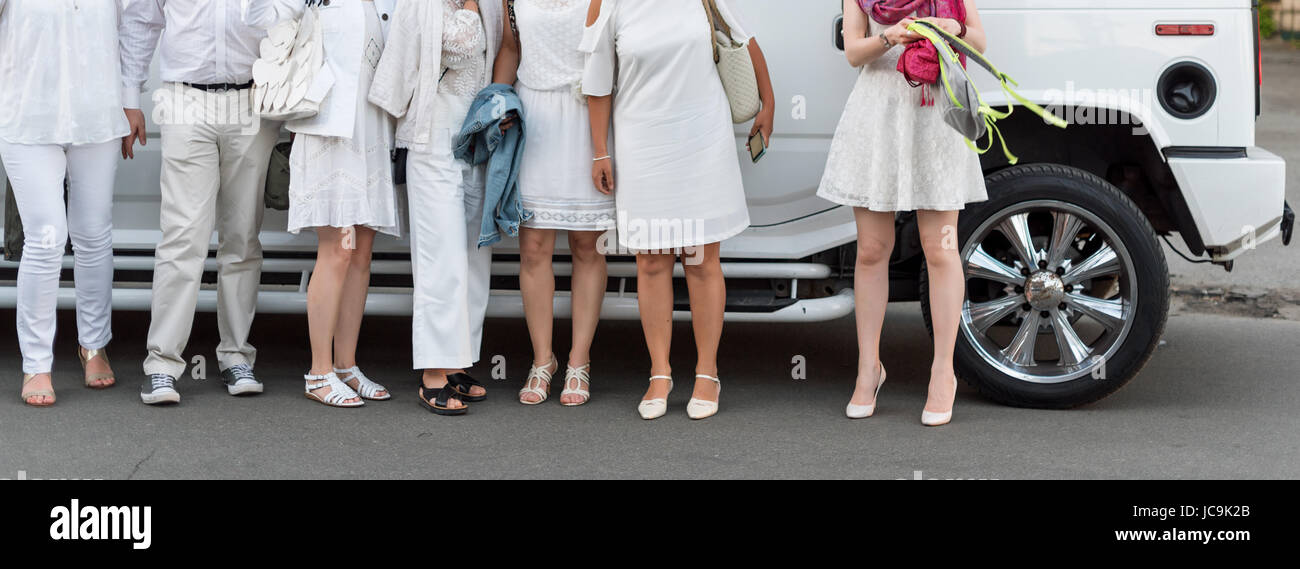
[
  {"x1": 593, "y1": 155, "x2": 612, "y2": 162},
  {"x1": 958, "y1": 20, "x2": 968, "y2": 38},
  {"x1": 878, "y1": 32, "x2": 893, "y2": 49}
]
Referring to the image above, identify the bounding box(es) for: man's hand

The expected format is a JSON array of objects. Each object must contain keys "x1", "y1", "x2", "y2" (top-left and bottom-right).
[{"x1": 122, "y1": 108, "x2": 147, "y2": 160}]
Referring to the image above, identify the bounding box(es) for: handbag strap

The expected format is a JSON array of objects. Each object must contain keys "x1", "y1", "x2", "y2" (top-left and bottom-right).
[
  {"x1": 702, "y1": 0, "x2": 733, "y2": 64},
  {"x1": 508, "y1": 0, "x2": 520, "y2": 49}
]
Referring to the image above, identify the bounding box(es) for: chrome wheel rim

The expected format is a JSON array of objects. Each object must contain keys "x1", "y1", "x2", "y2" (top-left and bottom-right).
[{"x1": 960, "y1": 200, "x2": 1137, "y2": 384}]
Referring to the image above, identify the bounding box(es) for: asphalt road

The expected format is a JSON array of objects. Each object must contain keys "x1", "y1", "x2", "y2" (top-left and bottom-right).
[{"x1": 0, "y1": 300, "x2": 1296, "y2": 480}]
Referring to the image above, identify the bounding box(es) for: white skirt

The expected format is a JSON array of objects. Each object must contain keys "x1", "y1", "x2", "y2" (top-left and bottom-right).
[
  {"x1": 517, "y1": 84, "x2": 616, "y2": 232},
  {"x1": 287, "y1": 4, "x2": 400, "y2": 237}
]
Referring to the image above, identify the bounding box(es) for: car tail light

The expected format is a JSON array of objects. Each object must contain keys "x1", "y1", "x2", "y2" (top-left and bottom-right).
[{"x1": 1155, "y1": 24, "x2": 1216, "y2": 36}]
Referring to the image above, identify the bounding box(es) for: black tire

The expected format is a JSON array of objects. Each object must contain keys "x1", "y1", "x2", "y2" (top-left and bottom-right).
[{"x1": 920, "y1": 164, "x2": 1170, "y2": 409}]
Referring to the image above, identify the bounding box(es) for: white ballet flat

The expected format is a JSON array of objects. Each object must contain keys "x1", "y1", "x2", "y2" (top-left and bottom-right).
[
  {"x1": 921, "y1": 375, "x2": 959, "y2": 427},
  {"x1": 638, "y1": 375, "x2": 673, "y2": 420},
  {"x1": 845, "y1": 364, "x2": 887, "y2": 419},
  {"x1": 686, "y1": 374, "x2": 721, "y2": 420}
]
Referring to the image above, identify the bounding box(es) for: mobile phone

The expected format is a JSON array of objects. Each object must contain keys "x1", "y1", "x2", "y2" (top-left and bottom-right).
[{"x1": 748, "y1": 131, "x2": 767, "y2": 163}]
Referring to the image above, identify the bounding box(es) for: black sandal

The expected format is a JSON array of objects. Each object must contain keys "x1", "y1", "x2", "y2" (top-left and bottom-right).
[
  {"x1": 418, "y1": 384, "x2": 468, "y2": 416},
  {"x1": 447, "y1": 372, "x2": 487, "y2": 403}
]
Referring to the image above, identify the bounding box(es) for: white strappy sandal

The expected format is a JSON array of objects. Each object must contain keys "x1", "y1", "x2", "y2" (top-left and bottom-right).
[
  {"x1": 638, "y1": 375, "x2": 673, "y2": 420},
  {"x1": 519, "y1": 356, "x2": 557, "y2": 405},
  {"x1": 560, "y1": 363, "x2": 592, "y2": 407},
  {"x1": 304, "y1": 372, "x2": 364, "y2": 408},
  {"x1": 687, "y1": 374, "x2": 721, "y2": 420},
  {"x1": 335, "y1": 366, "x2": 391, "y2": 401}
]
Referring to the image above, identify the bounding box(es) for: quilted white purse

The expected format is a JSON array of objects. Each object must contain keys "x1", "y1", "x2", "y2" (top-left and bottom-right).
[
  {"x1": 703, "y1": 0, "x2": 760, "y2": 124},
  {"x1": 251, "y1": 5, "x2": 332, "y2": 121}
]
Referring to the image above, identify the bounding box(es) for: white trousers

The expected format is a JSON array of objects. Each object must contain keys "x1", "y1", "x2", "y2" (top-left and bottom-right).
[
  {"x1": 0, "y1": 140, "x2": 119, "y2": 374},
  {"x1": 407, "y1": 128, "x2": 492, "y2": 370},
  {"x1": 144, "y1": 85, "x2": 281, "y2": 378}
]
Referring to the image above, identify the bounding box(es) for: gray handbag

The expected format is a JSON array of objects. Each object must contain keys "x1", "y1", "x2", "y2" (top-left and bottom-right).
[
  {"x1": 936, "y1": 53, "x2": 986, "y2": 142},
  {"x1": 909, "y1": 20, "x2": 1066, "y2": 164}
]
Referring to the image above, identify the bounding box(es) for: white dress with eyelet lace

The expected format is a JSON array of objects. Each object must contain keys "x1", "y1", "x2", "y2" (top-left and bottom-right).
[
  {"x1": 288, "y1": 3, "x2": 399, "y2": 236},
  {"x1": 515, "y1": 0, "x2": 616, "y2": 232},
  {"x1": 817, "y1": 16, "x2": 987, "y2": 212}
]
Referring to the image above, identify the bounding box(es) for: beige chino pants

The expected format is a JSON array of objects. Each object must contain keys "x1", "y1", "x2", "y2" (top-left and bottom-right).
[{"x1": 143, "y1": 84, "x2": 281, "y2": 379}]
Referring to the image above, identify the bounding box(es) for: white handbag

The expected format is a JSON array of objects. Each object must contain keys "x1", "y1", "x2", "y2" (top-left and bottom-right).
[
  {"x1": 251, "y1": 5, "x2": 332, "y2": 121},
  {"x1": 703, "y1": 0, "x2": 761, "y2": 124}
]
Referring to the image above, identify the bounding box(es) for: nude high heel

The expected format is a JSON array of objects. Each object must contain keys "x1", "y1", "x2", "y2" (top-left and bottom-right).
[
  {"x1": 686, "y1": 374, "x2": 721, "y2": 420},
  {"x1": 79, "y1": 346, "x2": 115, "y2": 389},
  {"x1": 638, "y1": 375, "x2": 673, "y2": 420},
  {"x1": 21, "y1": 373, "x2": 56, "y2": 407},
  {"x1": 921, "y1": 375, "x2": 959, "y2": 427},
  {"x1": 845, "y1": 364, "x2": 886, "y2": 419}
]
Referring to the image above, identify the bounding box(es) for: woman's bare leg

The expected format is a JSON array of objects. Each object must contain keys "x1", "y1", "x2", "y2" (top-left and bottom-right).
[
  {"x1": 332, "y1": 227, "x2": 387, "y2": 397},
  {"x1": 306, "y1": 226, "x2": 360, "y2": 405},
  {"x1": 519, "y1": 226, "x2": 558, "y2": 402},
  {"x1": 637, "y1": 252, "x2": 676, "y2": 400},
  {"x1": 682, "y1": 243, "x2": 723, "y2": 402},
  {"x1": 916, "y1": 210, "x2": 963, "y2": 414},
  {"x1": 849, "y1": 208, "x2": 896, "y2": 407},
  {"x1": 562, "y1": 230, "x2": 607, "y2": 404}
]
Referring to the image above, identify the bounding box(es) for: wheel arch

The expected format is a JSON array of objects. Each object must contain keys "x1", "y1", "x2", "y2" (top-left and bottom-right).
[{"x1": 982, "y1": 105, "x2": 1207, "y2": 256}]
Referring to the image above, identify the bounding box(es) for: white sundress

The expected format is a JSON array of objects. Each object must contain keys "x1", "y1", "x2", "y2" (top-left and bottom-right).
[
  {"x1": 288, "y1": 2, "x2": 400, "y2": 236},
  {"x1": 515, "y1": 0, "x2": 616, "y2": 232},
  {"x1": 817, "y1": 16, "x2": 987, "y2": 212},
  {"x1": 580, "y1": 0, "x2": 751, "y2": 251}
]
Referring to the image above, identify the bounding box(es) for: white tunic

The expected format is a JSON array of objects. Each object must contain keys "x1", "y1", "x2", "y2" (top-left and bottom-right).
[
  {"x1": 516, "y1": 0, "x2": 615, "y2": 232},
  {"x1": 0, "y1": 0, "x2": 129, "y2": 145},
  {"x1": 288, "y1": 2, "x2": 399, "y2": 237},
  {"x1": 581, "y1": 0, "x2": 751, "y2": 251}
]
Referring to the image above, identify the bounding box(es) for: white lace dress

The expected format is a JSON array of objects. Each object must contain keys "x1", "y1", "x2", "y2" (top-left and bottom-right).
[
  {"x1": 288, "y1": 2, "x2": 400, "y2": 236},
  {"x1": 817, "y1": 17, "x2": 987, "y2": 212},
  {"x1": 515, "y1": 0, "x2": 616, "y2": 232}
]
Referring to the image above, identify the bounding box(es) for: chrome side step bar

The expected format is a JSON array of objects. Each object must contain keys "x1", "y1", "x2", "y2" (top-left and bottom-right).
[{"x1": 0, "y1": 287, "x2": 857, "y2": 323}]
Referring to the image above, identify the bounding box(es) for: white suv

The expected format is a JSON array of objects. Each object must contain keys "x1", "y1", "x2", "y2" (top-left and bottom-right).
[{"x1": 1, "y1": 0, "x2": 1290, "y2": 409}]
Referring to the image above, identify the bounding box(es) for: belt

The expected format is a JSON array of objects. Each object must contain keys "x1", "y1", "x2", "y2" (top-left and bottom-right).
[{"x1": 183, "y1": 81, "x2": 254, "y2": 92}]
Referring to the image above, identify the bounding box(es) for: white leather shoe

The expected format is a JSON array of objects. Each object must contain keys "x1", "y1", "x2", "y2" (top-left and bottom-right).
[
  {"x1": 846, "y1": 364, "x2": 887, "y2": 419},
  {"x1": 638, "y1": 375, "x2": 673, "y2": 420},
  {"x1": 921, "y1": 375, "x2": 958, "y2": 427},
  {"x1": 686, "y1": 374, "x2": 721, "y2": 420}
]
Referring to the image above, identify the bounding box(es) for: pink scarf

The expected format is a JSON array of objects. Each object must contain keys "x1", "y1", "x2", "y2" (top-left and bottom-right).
[
  {"x1": 859, "y1": 0, "x2": 968, "y2": 106},
  {"x1": 859, "y1": 0, "x2": 966, "y2": 25}
]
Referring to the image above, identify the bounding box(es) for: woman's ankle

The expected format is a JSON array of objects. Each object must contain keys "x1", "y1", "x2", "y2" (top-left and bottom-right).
[
  {"x1": 567, "y1": 352, "x2": 591, "y2": 368},
  {"x1": 422, "y1": 370, "x2": 449, "y2": 388}
]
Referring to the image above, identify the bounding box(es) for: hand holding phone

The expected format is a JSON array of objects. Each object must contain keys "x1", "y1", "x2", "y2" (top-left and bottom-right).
[{"x1": 748, "y1": 131, "x2": 767, "y2": 163}]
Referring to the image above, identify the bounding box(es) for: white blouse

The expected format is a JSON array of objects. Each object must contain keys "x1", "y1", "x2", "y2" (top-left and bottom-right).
[
  {"x1": 515, "y1": 0, "x2": 587, "y2": 93},
  {"x1": 439, "y1": 0, "x2": 487, "y2": 101},
  {"x1": 0, "y1": 0, "x2": 129, "y2": 145}
]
